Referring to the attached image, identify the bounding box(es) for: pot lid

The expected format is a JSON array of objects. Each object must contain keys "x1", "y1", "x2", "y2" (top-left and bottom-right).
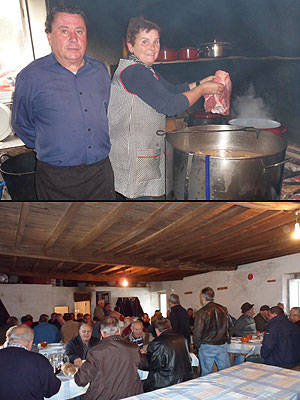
[{"x1": 200, "y1": 40, "x2": 231, "y2": 47}]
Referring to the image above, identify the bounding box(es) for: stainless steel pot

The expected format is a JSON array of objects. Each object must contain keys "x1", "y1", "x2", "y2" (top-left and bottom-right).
[
  {"x1": 200, "y1": 40, "x2": 231, "y2": 57},
  {"x1": 161, "y1": 125, "x2": 288, "y2": 200}
]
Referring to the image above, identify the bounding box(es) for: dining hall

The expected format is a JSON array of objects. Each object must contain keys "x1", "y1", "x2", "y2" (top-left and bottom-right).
[{"x1": 1, "y1": 201, "x2": 300, "y2": 399}]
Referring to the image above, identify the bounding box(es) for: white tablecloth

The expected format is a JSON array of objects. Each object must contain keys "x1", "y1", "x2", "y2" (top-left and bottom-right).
[
  {"x1": 229, "y1": 338, "x2": 263, "y2": 357},
  {"x1": 125, "y1": 362, "x2": 300, "y2": 400},
  {"x1": 46, "y1": 373, "x2": 88, "y2": 400}
]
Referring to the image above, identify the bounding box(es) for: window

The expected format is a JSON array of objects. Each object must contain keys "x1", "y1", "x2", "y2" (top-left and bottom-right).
[
  {"x1": 289, "y1": 279, "x2": 300, "y2": 308},
  {"x1": 0, "y1": 0, "x2": 34, "y2": 101},
  {"x1": 159, "y1": 293, "x2": 167, "y2": 318}
]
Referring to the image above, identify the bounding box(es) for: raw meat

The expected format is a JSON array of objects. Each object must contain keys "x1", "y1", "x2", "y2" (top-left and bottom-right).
[{"x1": 204, "y1": 70, "x2": 232, "y2": 115}]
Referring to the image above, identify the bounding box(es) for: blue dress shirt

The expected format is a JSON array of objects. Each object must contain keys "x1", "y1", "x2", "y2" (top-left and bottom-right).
[{"x1": 12, "y1": 53, "x2": 111, "y2": 166}]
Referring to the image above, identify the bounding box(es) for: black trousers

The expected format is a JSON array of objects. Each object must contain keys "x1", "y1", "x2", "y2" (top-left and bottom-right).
[{"x1": 36, "y1": 157, "x2": 116, "y2": 200}]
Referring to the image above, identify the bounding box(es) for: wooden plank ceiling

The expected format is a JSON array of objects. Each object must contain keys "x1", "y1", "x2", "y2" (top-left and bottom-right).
[{"x1": 0, "y1": 202, "x2": 300, "y2": 286}]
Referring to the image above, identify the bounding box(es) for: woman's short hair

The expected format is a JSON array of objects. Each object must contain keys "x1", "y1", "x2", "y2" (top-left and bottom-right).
[
  {"x1": 45, "y1": 6, "x2": 87, "y2": 33},
  {"x1": 100, "y1": 316, "x2": 119, "y2": 335},
  {"x1": 126, "y1": 16, "x2": 161, "y2": 47}
]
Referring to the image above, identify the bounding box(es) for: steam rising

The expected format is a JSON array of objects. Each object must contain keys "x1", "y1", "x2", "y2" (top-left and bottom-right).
[{"x1": 232, "y1": 84, "x2": 273, "y2": 120}]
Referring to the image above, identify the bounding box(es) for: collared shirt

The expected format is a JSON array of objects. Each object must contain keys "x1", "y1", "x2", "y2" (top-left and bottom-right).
[
  {"x1": 8, "y1": 343, "x2": 29, "y2": 350},
  {"x1": 12, "y1": 53, "x2": 111, "y2": 166}
]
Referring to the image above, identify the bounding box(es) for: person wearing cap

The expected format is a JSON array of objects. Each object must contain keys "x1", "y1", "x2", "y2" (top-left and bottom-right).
[
  {"x1": 254, "y1": 305, "x2": 270, "y2": 332},
  {"x1": 232, "y1": 302, "x2": 256, "y2": 365},
  {"x1": 233, "y1": 302, "x2": 256, "y2": 338}
]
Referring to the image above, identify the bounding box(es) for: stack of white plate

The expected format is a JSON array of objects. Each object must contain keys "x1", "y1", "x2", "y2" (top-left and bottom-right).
[
  {"x1": 0, "y1": 103, "x2": 12, "y2": 141},
  {"x1": 0, "y1": 90, "x2": 13, "y2": 104}
]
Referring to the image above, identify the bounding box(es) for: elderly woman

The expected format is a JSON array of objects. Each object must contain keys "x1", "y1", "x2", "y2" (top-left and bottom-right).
[
  {"x1": 65, "y1": 322, "x2": 99, "y2": 367},
  {"x1": 108, "y1": 16, "x2": 224, "y2": 200}
]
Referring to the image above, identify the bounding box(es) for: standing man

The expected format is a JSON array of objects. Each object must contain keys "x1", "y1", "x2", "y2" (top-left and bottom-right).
[
  {"x1": 142, "y1": 317, "x2": 193, "y2": 392},
  {"x1": 168, "y1": 294, "x2": 190, "y2": 343},
  {"x1": 254, "y1": 305, "x2": 270, "y2": 332},
  {"x1": 75, "y1": 316, "x2": 144, "y2": 399},
  {"x1": 0, "y1": 325, "x2": 61, "y2": 400},
  {"x1": 93, "y1": 298, "x2": 105, "y2": 322},
  {"x1": 12, "y1": 6, "x2": 115, "y2": 200},
  {"x1": 261, "y1": 306, "x2": 300, "y2": 368},
  {"x1": 194, "y1": 287, "x2": 232, "y2": 376}
]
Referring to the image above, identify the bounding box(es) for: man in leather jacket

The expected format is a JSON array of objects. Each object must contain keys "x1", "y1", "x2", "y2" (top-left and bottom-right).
[
  {"x1": 194, "y1": 287, "x2": 232, "y2": 376},
  {"x1": 142, "y1": 317, "x2": 193, "y2": 392}
]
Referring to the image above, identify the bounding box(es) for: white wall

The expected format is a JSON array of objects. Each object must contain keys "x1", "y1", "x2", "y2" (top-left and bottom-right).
[
  {"x1": 0, "y1": 284, "x2": 152, "y2": 322},
  {"x1": 2, "y1": 252, "x2": 300, "y2": 322},
  {"x1": 150, "y1": 252, "x2": 300, "y2": 319}
]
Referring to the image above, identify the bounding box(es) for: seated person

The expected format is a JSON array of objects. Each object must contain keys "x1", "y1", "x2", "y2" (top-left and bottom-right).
[
  {"x1": 142, "y1": 317, "x2": 193, "y2": 392},
  {"x1": 289, "y1": 307, "x2": 300, "y2": 327},
  {"x1": 0, "y1": 325, "x2": 60, "y2": 399},
  {"x1": 261, "y1": 306, "x2": 300, "y2": 368},
  {"x1": 123, "y1": 319, "x2": 153, "y2": 353},
  {"x1": 233, "y1": 302, "x2": 256, "y2": 337},
  {"x1": 142, "y1": 313, "x2": 150, "y2": 330},
  {"x1": 233, "y1": 302, "x2": 256, "y2": 365},
  {"x1": 254, "y1": 305, "x2": 270, "y2": 332},
  {"x1": 33, "y1": 314, "x2": 61, "y2": 344},
  {"x1": 65, "y1": 322, "x2": 99, "y2": 367}
]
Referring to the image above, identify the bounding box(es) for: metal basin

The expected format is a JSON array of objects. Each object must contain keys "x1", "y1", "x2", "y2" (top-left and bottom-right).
[{"x1": 164, "y1": 125, "x2": 288, "y2": 200}]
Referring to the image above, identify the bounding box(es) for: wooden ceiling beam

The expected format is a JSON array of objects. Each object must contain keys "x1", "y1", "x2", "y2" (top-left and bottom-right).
[
  {"x1": 0, "y1": 242, "x2": 225, "y2": 272},
  {"x1": 114, "y1": 202, "x2": 232, "y2": 255},
  {"x1": 94, "y1": 202, "x2": 184, "y2": 254},
  {"x1": 143, "y1": 206, "x2": 258, "y2": 259},
  {"x1": 15, "y1": 203, "x2": 30, "y2": 249},
  {"x1": 190, "y1": 215, "x2": 294, "y2": 264},
  {"x1": 48, "y1": 261, "x2": 65, "y2": 273},
  {"x1": 71, "y1": 203, "x2": 131, "y2": 254},
  {"x1": 43, "y1": 203, "x2": 83, "y2": 251}
]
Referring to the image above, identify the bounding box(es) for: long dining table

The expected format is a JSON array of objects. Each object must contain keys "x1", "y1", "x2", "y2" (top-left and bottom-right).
[{"x1": 123, "y1": 362, "x2": 300, "y2": 400}]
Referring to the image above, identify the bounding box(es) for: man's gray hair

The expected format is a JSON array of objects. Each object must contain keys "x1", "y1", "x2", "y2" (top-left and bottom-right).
[
  {"x1": 169, "y1": 293, "x2": 180, "y2": 305},
  {"x1": 7, "y1": 325, "x2": 34, "y2": 345},
  {"x1": 100, "y1": 316, "x2": 119, "y2": 335},
  {"x1": 201, "y1": 287, "x2": 215, "y2": 301},
  {"x1": 291, "y1": 307, "x2": 300, "y2": 316}
]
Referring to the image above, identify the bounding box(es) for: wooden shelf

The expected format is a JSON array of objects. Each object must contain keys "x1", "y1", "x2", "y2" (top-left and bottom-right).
[{"x1": 154, "y1": 56, "x2": 300, "y2": 65}]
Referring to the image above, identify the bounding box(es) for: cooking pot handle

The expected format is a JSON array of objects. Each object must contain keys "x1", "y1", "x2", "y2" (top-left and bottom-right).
[
  {"x1": 263, "y1": 158, "x2": 292, "y2": 173},
  {"x1": 0, "y1": 153, "x2": 10, "y2": 165},
  {"x1": 156, "y1": 130, "x2": 166, "y2": 136}
]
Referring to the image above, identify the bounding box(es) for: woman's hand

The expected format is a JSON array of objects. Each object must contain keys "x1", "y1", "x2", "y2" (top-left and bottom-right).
[
  {"x1": 200, "y1": 81, "x2": 224, "y2": 95},
  {"x1": 74, "y1": 358, "x2": 83, "y2": 367},
  {"x1": 199, "y1": 75, "x2": 215, "y2": 84}
]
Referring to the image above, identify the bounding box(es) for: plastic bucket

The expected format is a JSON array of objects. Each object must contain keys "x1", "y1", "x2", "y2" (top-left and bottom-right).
[{"x1": 0, "y1": 151, "x2": 37, "y2": 200}]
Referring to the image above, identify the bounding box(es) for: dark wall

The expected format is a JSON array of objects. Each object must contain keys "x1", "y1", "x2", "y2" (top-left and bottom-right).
[{"x1": 47, "y1": 0, "x2": 300, "y2": 143}]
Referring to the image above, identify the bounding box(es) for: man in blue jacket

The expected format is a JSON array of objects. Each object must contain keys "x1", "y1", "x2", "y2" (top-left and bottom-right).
[{"x1": 261, "y1": 305, "x2": 300, "y2": 368}]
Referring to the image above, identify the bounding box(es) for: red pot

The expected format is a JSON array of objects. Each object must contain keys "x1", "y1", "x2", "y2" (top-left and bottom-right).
[
  {"x1": 177, "y1": 47, "x2": 202, "y2": 60},
  {"x1": 157, "y1": 48, "x2": 177, "y2": 62},
  {"x1": 228, "y1": 118, "x2": 286, "y2": 136}
]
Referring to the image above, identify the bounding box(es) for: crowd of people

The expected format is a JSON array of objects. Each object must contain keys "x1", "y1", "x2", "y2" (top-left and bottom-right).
[
  {"x1": 11, "y1": 6, "x2": 225, "y2": 201},
  {"x1": 1, "y1": 292, "x2": 300, "y2": 400}
]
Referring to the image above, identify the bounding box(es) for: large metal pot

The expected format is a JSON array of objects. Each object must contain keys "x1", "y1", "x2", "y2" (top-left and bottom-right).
[
  {"x1": 200, "y1": 40, "x2": 231, "y2": 57},
  {"x1": 163, "y1": 125, "x2": 288, "y2": 200}
]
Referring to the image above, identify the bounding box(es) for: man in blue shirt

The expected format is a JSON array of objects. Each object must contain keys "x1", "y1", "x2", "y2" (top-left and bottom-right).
[
  {"x1": 33, "y1": 314, "x2": 61, "y2": 344},
  {"x1": 12, "y1": 6, "x2": 115, "y2": 200}
]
